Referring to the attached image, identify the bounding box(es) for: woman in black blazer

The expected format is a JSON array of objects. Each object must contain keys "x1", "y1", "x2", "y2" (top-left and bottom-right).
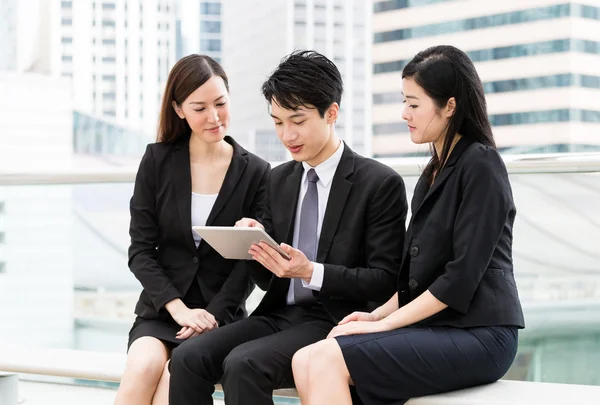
[
  {"x1": 292, "y1": 45, "x2": 525, "y2": 405},
  {"x1": 114, "y1": 55, "x2": 270, "y2": 405}
]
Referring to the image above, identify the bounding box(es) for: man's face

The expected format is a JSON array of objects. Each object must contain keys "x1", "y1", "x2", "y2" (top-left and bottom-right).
[{"x1": 270, "y1": 100, "x2": 335, "y2": 165}]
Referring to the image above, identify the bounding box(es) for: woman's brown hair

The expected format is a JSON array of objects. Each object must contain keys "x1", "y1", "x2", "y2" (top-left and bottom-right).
[{"x1": 157, "y1": 54, "x2": 229, "y2": 143}]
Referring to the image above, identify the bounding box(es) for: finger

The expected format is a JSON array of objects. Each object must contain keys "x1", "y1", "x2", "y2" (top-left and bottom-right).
[
  {"x1": 186, "y1": 319, "x2": 207, "y2": 334},
  {"x1": 259, "y1": 242, "x2": 287, "y2": 265},
  {"x1": 189, "y1": 330, "x2": 202, "y2": 338},
  {"x1": 200, "y1": 313, "x2": 217, "y2": 330},
  {"x1": 338, "y1": 312, "x2": 360, "y2": 325},
  {"x1": 176, "y1": 326, "x2": 189, "y2": 337},
  {"x1": 251, "y1": 245, "x2": 279, "y2": 274},
  {"x1": 203, "y1": 312, "x2": 219, "y2": 328},
  {"x1": 177, "y1": 327, "x2": 195, "y2": 340}
]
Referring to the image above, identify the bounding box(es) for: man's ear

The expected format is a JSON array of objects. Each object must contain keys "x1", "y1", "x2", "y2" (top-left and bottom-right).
[
  {"x1": 172, "y1": 101, "x2": 185, "y2": 119},
  {"x1": 445, "y1": 97, "x2": 456, "y2": 118},
  {"x1": 326, "y1": 102, "x2": 339, "y2": 124}
]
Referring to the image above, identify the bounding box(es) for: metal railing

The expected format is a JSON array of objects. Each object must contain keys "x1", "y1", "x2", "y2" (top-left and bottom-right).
[{"x1": 1, "y1": 152, "x2": 600, "y2": 186}]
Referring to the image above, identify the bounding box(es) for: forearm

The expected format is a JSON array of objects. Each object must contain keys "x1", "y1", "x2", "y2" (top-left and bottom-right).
[
  {"x1": 380, "y1": 290, "x2": 448, "y2": 329},
  {"x1": 165, "y1": 298, "x2": 187, "y2": 318},
  {"x1": 371, "y1": 292, "x2": 400, "y2": 320}
]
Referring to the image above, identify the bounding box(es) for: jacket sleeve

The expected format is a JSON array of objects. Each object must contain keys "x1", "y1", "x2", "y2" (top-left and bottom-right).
[
  {"x1": 428, "y1": 147, "x2": 514, "y2": 314},
  {"x1": 206, "y1": 163, "x2": 271, "y2": 323},
  {"x1": 128, "y1": 145, "x2": 182, "y2": 311},
  {"x1": 319, "y1": 173, "x2": 408, "y2": 301},
  {"x1": 247, "y1": 168, "x2": 276, "y2": 291}
]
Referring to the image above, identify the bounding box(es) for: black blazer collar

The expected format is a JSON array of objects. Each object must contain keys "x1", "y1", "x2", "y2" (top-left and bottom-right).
[
  {"x1": 172, "y1": 135, "x2": 249, "y2": 252},
  {"x1": 413, "y1": 136, "x2": 473, "y2": 216}
]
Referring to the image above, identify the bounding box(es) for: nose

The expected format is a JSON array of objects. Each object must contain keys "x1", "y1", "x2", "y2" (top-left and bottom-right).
[
  {"x1": 280, "y1": 123, "x2": 297, "y2": 142},
  {"x1": 401, "y1": 104, "x2": 410, "y2": 121},
  {"x1": 209, "y1": 107, "x2": 219, "y2": 123}
]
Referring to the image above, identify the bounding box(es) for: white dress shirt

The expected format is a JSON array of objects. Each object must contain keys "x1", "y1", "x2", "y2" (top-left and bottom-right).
[
  {"x1": 287, "y1": 141, "x2": 345, "y2": 305},
  {"x1": 191, "y1": 192, "x2": 218, "y2": 247}
]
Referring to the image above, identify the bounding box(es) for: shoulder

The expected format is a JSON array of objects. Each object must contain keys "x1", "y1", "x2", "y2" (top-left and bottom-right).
[
  {"x1": 353, "y1": 153, "x2": 404, "y2": 185},
  {"x1": 271, "y1": 160, "x2": 298, "y2": 179},
  {"x1": 459, "y1": 142, "x2": 507, "y2": 175}
]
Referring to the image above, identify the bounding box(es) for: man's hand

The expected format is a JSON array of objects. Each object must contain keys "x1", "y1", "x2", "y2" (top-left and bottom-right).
[
  {"x1": 249, "y1": 242, "x2": 313, "y2": 282},
  {"x1": 235, "y1": 217, "x2": 264, "y2": 230}
]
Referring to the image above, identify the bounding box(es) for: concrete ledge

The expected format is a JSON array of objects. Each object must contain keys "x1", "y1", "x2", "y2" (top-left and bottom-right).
[{"x1": 2, "y1": 347, "x2": 600, "y2": 404}]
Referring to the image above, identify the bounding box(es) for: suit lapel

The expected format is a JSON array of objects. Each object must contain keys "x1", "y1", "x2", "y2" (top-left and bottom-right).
[
  {"x1": 278, "y1": 163, "x2": 303, "y2": 244},
  {"x1": 412, "y1": 137, "x2": 472, "y2": 217},
  {"x1": 206, "y1": 137, "x2": 248, "y2": 226},
  {"x1": 317, "y1": 145, "x2": 354, "y2": 262},
  {"x1": 171, "y1": 138, "x2": 197, "y2": 252}
]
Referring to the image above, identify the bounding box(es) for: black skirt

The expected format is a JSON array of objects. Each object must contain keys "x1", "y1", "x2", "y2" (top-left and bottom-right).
[
  {"x1": 127, "y1": 279, "x2": 207, "y2": 351},
  {"x1": 335, "y1": 325, "x2": 518, "y2": 405}
]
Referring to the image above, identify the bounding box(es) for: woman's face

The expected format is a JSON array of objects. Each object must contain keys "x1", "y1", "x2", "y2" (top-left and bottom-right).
[
  {"x1": 401, "y1": 77, "x2": 453, "y2": 145},
  {"x1": 173, "y1": 75, "x2": 230, "y2": 142}
]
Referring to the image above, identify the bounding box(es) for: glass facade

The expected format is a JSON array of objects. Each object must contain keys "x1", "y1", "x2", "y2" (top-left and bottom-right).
[
  {"x1": 200, "y1": 20, "x2": 221, "y2": 34},
  {"x1": 374, "y1": 109, "x2": 600, "y2": 135},
  {"x1": 201, "y1": 2, "x2": 221, "y2": 16},
  {"x1": 374, "y1": 4, "x2": 600, "y2": 43},
  {"x1": 373, "y1": 0, "x2": 452, "y2": 13},
  {"x1": 200, "y1": 39, "x2": 221, "y2": 52},
  {"x1": 374, "y1": 39, "x2": 600, "y2": 74}
]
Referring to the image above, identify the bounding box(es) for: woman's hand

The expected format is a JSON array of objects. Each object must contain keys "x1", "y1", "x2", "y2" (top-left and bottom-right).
[
  {"x1": 337, "y1": 311, "x2": 379, "y2": 325},
  {"x1": 327, "y1": 320, "x2": 390, "y2": 339},
  {"x1": 169, "y1": 305, "x2": 219, "y2": 339}
]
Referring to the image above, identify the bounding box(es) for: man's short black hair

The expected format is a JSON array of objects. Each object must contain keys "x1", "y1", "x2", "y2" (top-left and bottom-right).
[{"x1": 261, "y1": 50, "x2": 343, "y2": 118}]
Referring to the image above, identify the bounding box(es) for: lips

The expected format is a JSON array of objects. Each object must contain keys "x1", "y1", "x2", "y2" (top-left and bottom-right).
[
  {"x1": 287, "y1": 145, "x2": 303, "y2": 154},
  {"x1": 408, "y1": 125, "x2": 416, "y2": 132},
  {"x1": 207, "y1": 125, "x2": 221, "y2": 132}
]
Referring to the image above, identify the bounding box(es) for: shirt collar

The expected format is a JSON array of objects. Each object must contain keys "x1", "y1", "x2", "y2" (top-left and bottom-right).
[{"x1": 302, "y1": 141, "x2": 344, "y2": 187}]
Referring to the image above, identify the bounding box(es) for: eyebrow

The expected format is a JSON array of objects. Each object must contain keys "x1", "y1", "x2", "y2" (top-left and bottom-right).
[
  {"x1": 189, "y1": 95, "x2": 226, "y2": 105},
  {"x1": 401, "y1": 92, "x2": 420, "y2": 100},
  {"x1": 270, "y1": 112, "x2": 306, "y2": 120}
]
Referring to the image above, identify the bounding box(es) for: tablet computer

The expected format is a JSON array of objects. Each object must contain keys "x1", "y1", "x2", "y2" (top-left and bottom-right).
[{"x1": 192, "y1": 226, "x2": 291, "y2": 261}]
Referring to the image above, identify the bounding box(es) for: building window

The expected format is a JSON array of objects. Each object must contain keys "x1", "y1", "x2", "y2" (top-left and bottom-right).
[
  {"x1": 0, "y1": 201, "x2": 4, "y2": 213},
  {"x1": 61, "y1": 18, "x2": 72, "y2": 25},
  {"x1": 373, "y1": 92, "x2": 403, "y2": 105},
  {"x1": 374, "y1": 39, "x2": 600, "y2": 74},
  {"x1": 102, "y1": 3, "x2": 116, "y2": 10},
  {"x1": 373, "y1": 122, "x2": 409, "y2": 135},
  {"x1": 102, "y1": 74, "x2": 116, "y2": 81},
  {"x1": 102, "y1": 20, "x2": 116, "y2": 27},
  {"x1": 102, "y1": 92, "x2": 116, "y2": 100},
  {"x1": 0, "y1": 232, "x2": 4, "y2": 244},
  {"x1": 102, "y1": 38, "x2": 116, "y2": 45},
  {"x1": 200, "y1": 20, "x2": 221, "y2": 33},
  {"x1": 61, "y1": 37, "x2": 73, "y2": 44},
  {"x1": 374, "y1": 4, "x2": 599, "y2": 43},
  {"x1": 0, "y1": 262, "x2": 5, "y2": 274},
  {"x1": 373, "y1": 0, "x2": 451, "y2": 13},
  {"x1": 103, "y1": 110, "x2": 116, "y2": 117},
  {"x1": 200, "y1": 2, "x2": 221, "y2": 15},
  {"x1": 62, "y1": 55, "x2": 73, "y2": 62},
  {"x1": 102, "y1": 56, "x2": 116, "y2": 63},
  {"x1": 200, "y1": 39, "x2": 221, "y2": 52},
  {"x1": 61, "y1": 1, "x2": 72, "y2": 7}
]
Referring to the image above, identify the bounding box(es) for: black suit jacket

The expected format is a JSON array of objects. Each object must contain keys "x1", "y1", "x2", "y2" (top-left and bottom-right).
[
  {"x1": 128, "y1": 135, "x2": 270, "y2": 324},
  {"x1": 251, "y1": 143, "x2": 408, "y2": 323},
  {"x1": 398, "y1": 137, "x2": 525, "y2": 328}
]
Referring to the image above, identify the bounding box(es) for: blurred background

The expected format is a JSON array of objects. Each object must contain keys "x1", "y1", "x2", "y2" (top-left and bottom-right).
[{"x1": 1, "y1": 0, "x2": 600, "y2": 391}]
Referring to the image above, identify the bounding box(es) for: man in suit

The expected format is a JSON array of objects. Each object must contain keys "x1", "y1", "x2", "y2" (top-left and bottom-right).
[{"x1": 169, "y1": 50, "x2": 408, "y2": 405}]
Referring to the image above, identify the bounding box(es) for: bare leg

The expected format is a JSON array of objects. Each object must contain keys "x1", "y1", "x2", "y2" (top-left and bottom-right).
[
  {"x1": 114, "y1": 337, "x2": 170, "y2": 405},
  {"x1": 151, "y1": 360, "x2": 170, "y2": 405},
  {"x1": 292, "y1": 339, "x2": 353, "y2": 405},
  {"x1": 291, "y1": 347, "x2": 310, "y2": 404}
]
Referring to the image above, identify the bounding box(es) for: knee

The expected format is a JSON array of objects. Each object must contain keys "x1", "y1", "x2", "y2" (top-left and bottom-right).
[
  {"x1": 222, "y1": 346, "x2": 252, "y2": 377},
  {"x1": 126, "y1": 339, "x2": 168, "y2": 379},
  {"x1": 169, "y1": 338, "x2": 213, "y2": 377},
  {"x1": 292, "y1": 346, "x2": 311, "y2": 378},
  {"x1": 306, "y1": 339, "x2": 343, "y2": 371}
]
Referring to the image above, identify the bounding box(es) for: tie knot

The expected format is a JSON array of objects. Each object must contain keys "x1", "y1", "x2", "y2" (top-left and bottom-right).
[{"x1": 306, "y1": 168, "x2": 319, "y2": 183}]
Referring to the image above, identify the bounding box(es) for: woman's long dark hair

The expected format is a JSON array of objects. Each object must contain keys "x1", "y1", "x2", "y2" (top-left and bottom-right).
[
  {"x1": 157, "y1": 54, "x2": 228, "y2": 143},
  {"x1": 402, "y1": 45, "x2": 495, "y2": 182}
]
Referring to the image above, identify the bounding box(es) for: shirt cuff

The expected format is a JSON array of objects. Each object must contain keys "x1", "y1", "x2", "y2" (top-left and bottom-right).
[{"x1": 302, "y1": 262, "x2": 324, "y2": 291}]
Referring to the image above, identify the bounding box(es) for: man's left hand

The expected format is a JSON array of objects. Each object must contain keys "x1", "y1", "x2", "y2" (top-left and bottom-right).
[{"x1": 249, "y1": 242, "x2": 313, "y2": 282}]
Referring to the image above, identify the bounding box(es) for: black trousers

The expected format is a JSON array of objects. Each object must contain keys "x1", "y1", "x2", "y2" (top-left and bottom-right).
[{"x1": 169, "y1": 304, "x2": 334, "y2": 405}]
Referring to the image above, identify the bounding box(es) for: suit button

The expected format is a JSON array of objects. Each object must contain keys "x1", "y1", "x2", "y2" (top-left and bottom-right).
[
  {"x1": 193, "y1": 257, "x2": 199, "y2": 264},
  {"x1": 409, "y1": 246, "x2": 419, "y2": 257},
  {"x1": 409, "y1": 279, "x2": 419, "y2": 289}
]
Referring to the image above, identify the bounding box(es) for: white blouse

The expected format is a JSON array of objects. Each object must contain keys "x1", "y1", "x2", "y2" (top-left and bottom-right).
[{"x1": 191, "y1": 192, "x2": 218, "y2": 247}]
